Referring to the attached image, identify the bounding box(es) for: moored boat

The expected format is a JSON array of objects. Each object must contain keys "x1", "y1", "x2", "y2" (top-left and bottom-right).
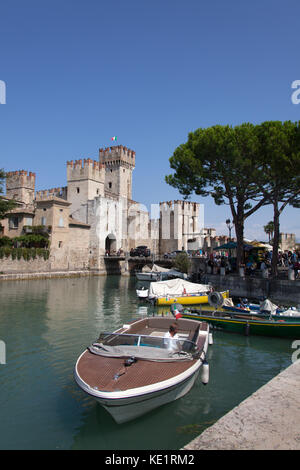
[
  {"x1": 155, "y1": 290, "x2": 229, "y2": 306},
  {"x1": 135, "y1": 264, "x2": 187, "y2": 282},
  {"x1": 74, "y1": 316, "x2": 211, "y2": 423},
  {"x1": 148, "y1": 278, "x2": 229, "y2": 306},
  {"x1": 170, "y1": 304, "x2": 300, "y2": 339},
  {"x1": 223, "y1": 298, "x2": 300, "y2": 320},
  {"x1": 136, "y1": 286, "x2": 149, "y2": 299}
]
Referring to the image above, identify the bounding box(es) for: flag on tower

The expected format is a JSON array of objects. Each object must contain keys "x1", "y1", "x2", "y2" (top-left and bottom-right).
[{"x1": 111, "y1": 136, "x2": 117, "y2": 141}]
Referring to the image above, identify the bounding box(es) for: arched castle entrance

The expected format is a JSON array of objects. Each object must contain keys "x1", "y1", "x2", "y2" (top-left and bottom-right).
[{"x1": 105, "y1": 233, "x2": 117, "y2": 254}]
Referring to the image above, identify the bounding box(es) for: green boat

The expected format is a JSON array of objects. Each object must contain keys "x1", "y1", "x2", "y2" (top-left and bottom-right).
[{"x1": 170, "y1": 305, "x2": 300, "y2": 339}]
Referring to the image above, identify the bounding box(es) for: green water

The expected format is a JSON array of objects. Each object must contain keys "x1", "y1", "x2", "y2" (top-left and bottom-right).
[{"x1": 0, "y1": 276, "x2": 293, "y2": 450}]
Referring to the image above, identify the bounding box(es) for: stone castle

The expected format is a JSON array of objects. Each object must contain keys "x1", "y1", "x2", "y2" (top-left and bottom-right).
[
  {"x1": 2, "y1": 145, "x2": 208, "y2": 271},
  {"x1": 2, "y1": 144, "x2": 296, "y2": 272}
]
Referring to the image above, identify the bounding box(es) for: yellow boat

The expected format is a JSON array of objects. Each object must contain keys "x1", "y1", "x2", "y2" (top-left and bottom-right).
[{"x1": 156, "y1": 290, "x2": 229, "y2": 306}]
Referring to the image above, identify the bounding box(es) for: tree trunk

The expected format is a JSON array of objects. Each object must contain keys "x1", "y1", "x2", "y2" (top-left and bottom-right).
[
  {"x1": 234, "y1": 217, "x2": 245, "y2": 273},
  {"x1": 271, "y1": 199, "x2": 280, "y2": 277}
]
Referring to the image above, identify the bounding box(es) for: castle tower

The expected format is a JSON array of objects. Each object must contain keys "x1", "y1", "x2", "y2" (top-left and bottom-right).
[
  {"x1": 99, "y1": 145, "x2": 135, "y2": 200},
  {"x1": 159, "y1": 200, "x2": 200, "y2": 254},
  {"x1": 6, "y1": 170, "x2": 36, "y2": 205},
  {"x1": 67, "y1": 159, "x2": 105, "y2": 214}
]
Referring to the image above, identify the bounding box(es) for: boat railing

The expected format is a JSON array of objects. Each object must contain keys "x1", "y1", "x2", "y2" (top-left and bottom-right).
[{"x1": 97, "y1": 332, "x2": 199, "y2": 355}]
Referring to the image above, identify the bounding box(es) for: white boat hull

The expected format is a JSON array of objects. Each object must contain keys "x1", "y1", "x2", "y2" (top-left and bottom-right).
[
  {"x1": 75, "y1": 358, "x2": 203, "y2": 424},
  {"x1": 136, "y1": 272, "x2": 162, "y2": 281},
  {"x1": 75, "y1": 333, "x2": 209, "y2": 424},
  {"x1": 136, "y1": 289, "x2": 149, "y2": 298}
]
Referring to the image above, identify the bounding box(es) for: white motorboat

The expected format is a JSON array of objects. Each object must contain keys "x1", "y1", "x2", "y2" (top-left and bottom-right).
[
  {"x1": 135, "y1": 264, "x2": 187, "y2": 282},
  {"x1": 74, "y1": 316, "x2": 211, "y2": 423},
  {"x1": 136, "y1": 287, "x2": 149, "y2": 299}
]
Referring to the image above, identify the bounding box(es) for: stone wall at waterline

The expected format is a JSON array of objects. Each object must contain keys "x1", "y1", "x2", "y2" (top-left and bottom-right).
[
  {"x1": 203, "y1": 273, "x2": 300, "y2": 304},
  {"x1": 0, "y1": 255, "x2": 51, "y2": 273}
]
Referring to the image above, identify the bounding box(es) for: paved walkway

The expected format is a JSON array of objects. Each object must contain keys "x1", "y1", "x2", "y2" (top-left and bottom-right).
[{"x1": 184, "y1": 360, "x2": 300, "y2": 450}]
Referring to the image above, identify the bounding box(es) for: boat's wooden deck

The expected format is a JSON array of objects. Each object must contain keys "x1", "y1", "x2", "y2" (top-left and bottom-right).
[{"x1": 76, "y1": 318, "x2": 207, "y2": 392}]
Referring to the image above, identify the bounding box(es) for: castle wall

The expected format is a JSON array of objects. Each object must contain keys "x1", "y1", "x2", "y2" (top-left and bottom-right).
[
  {"x1": 159, "y1": 200, "x2": 201, "y2": 254},
  {"x1": 0, "y1": 256, "x2": 51, "y2": 273},
  {"x1": 67, "y1": 159, "x2": 105, "y2": 214},
  {"x1": 99, "y1": 146, "x2": 135, "y2": 200},
  {"x1": 6, "y1": 171, "x2": 36, "y2": 205},
  {"x1": 280, "y1": 233, "x2": 296, "y2": 252}
]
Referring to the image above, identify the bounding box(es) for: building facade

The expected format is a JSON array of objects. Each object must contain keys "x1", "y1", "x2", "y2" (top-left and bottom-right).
[{"x1": 2, "y1": 144, "x2": 219, "y2": 270}]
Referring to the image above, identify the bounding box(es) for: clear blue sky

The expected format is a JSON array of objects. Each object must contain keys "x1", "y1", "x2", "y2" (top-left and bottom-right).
[{"x1": 1, "y1": 0, "x2": 299, "y2": 240}]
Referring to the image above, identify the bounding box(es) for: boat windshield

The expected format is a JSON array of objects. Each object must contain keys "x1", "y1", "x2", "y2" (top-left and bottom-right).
[{"x1": 96, "y1": 332, "x2": 198, "y2": 355}]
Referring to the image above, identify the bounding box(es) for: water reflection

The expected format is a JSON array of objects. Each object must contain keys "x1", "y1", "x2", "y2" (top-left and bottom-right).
[{"x1": 0, "y1": 276, "x2": 293, "y2": 450}]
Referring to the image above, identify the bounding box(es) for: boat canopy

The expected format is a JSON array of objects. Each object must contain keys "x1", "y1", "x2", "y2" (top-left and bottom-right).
[
  {"x1": 260, "y1": 299, "x2": 278, "y2": 314},
  {"x1": 149, "y1": 278, "x2": 211, "y2": 298},
  {"x1": 142, "y1": 264, "x2": 171, "y2": 273}
]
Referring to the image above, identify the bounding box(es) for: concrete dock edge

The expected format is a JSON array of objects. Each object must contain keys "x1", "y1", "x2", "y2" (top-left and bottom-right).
[{"x1": 184, "y1": 360, "x2": 300, "y2": 450}]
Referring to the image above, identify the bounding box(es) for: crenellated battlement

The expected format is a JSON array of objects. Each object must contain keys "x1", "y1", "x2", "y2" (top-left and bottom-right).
[
  {"x1": 6, "y1": 170, "x2": 36, "y2": 188},
  {"x1": 35, "y1": 187, "x2": 68, "y2": 201},
  {"x1": 67, "y1": 158, "x2": 105, "y2": 183},
  {"x1": 6, "y1": 170, "x2": 36, "y2": 204},
  {"x1": 159, "y1": 200, "x2": 199, "y2": 215},
  {"x1": 99, "y1": 145, "x2": 135, "y2": 169}
]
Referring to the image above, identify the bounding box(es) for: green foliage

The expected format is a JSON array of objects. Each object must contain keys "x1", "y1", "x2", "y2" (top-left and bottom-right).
[
  {"x1": 0, "y1": 217, "x2": 50, "y2": 265},
  {"x1": 174, "y1": 252, "x2": 191, "y2": 274},
  {"x1": 0, "y1": 246, "x2": 50, "y2": 261},
  {"x1": 0, "y1": 169, "x2": 18, "y2": 221},
  {"x1": 166, "y1": 123, "x2": 268, "y2": 268},
  {"x1": 14, "y1": 234, "x2": 49, "y2": 248},
  {"x1": 264, "y1": 221, "x2": 274, "y2": 242},
  {"x1": 165, "y1": 120, "x2": 300, "y2": 273},
  {"x1": 0, "y1": 236, "x2": 13, "y2": 247}
]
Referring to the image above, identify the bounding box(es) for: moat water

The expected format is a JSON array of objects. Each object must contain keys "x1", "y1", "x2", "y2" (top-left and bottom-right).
[{"x1": 0, "y1": 276, "x2": 293, "y2": 450}]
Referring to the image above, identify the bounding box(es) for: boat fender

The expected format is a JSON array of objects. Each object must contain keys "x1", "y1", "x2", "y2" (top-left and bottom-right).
[
  {"x1": 201, "y1": 360, "x2": 209, "y2": 385},
  {"x1": 208, "y1": 291, "x2": 224, "y2": 308},
  {"x1": 208, "y1": 333, "x2": 213, "y2": 345}
]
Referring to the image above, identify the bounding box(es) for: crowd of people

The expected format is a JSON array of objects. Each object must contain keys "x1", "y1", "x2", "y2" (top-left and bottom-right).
[{"x1": 205, "y1": 250, "x2": 300, "y2": 278}]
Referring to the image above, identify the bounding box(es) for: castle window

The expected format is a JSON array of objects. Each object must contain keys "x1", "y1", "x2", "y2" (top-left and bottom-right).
[
  {"x1": 58, "y1": 217, "x2": 64, "y2": 227},
  {"x1": 108, "y1": 182, "x2": 112, "y2": 189},
  {"x1": 76, "y1": 187, "x2": 80, "y2": 194},
  {"x1": 41, "y1": 217, "x2": 46, "y2": 226},
  {"x1": 58, "y1": 241, "x2": 63, "y2": 248},
  {"x1": 43, "y1": 208, "x2": 46, "y2": 212},
  {"x1": 96, "y1": 189, "x2": 99, "y2": 195},
  {"x1": 9, "y1": 216, "x2": 19, "y2": 229}
]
